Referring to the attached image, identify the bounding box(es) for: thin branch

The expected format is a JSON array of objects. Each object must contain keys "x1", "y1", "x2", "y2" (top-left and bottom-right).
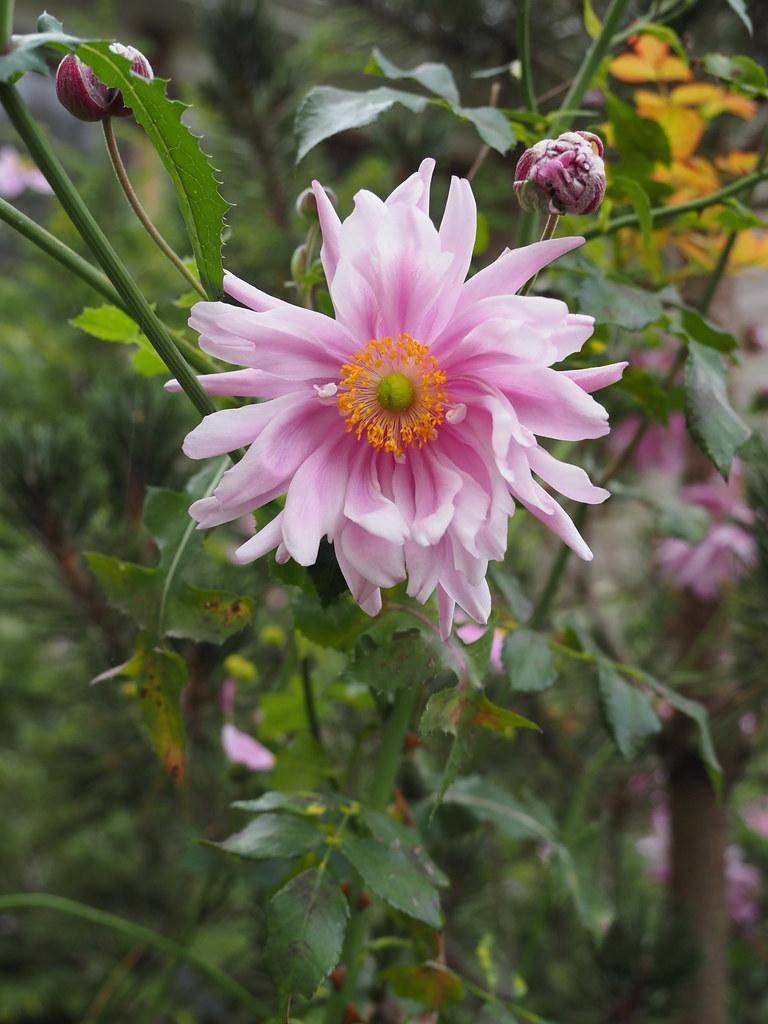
[
  {"x1": 102, "y1": 119, "x2": 206, "y2": 299},
  {"x1": 467, "y1": 81, "x2": 501, "y2": 183}
]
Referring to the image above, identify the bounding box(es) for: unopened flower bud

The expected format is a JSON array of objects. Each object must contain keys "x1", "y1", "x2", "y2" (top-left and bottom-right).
[
  {"x1": 55, "y1": 44, "x2": 153, "y2": 123},
  {"x1": 290, "y1": 243, "x2": 308, "y2": 281},
  {"x1": 296, "y1": 185, "x2": 337, "y2": 219},
  {"x1": 514, "y1": 130, "x2": 606, "y2": 216}
]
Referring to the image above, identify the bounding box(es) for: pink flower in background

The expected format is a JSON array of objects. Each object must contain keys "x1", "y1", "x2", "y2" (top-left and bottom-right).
[
  {"x1": 658, "y1": 463, "x2": 756, "y2": 599},
  {"x1": 0, "y1": 146, "x2": 52, "y2": 198},
  {"x1": 742, "y1": 800, "x2": 768, "y2": 839},
  {"x1": 456, "y1": 620, "x2": 505, "y2": 672},
  {"x1": 220, "y1": 677, "x2": 274, "y2": 772},
  {"x1": 171, "y1": 160, "x2": 625, "y2": 637},
  {"x1": 637, "y1": 805, "x2": 762, "y2": 925},
  {"x1": 221, "y1": 724, "x2": 275, "y2": 772}
]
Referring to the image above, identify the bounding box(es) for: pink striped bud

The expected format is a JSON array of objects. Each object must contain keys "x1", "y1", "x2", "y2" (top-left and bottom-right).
[
  {"x1": 514, "y1": 130, "x2": 606, "y2": 216},
  {"x1": 55, "y1": 45, "x2": 153, "y2": 123}
]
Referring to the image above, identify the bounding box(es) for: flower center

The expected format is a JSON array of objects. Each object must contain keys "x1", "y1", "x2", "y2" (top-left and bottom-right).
[{"x1": 337, "y1": 333, "x2": 448, "y2": 457}]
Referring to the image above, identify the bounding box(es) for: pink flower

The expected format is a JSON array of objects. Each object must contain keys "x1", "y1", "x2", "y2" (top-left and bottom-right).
[
  {"x1": 221, "y1": 723, "x2": 275, "y2": 772},
  {"x1": 0, "y1": 146, "x2": 52, "y2": 198},
  {"x1": 610, "y1": 411, "x2": 687, "y2": 475},
  {"x1": 456, "y1": 621, "x2": 505, "y2": 672},
  {"x1": 514, "y1": 131, "x2": 606, "y2": 216},
  {"x1": 170, "y1": 160, "x2": 625, "y2": 637},
  {"x1": 658, "y1": 463, "x2": 756, "y2": 600},
  {"x1": 742, "y1": 800, "x2": 768, "y2": 839}
]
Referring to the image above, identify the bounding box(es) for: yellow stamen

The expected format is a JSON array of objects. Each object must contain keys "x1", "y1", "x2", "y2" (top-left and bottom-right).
[{"x1": 337, "y1": 333, "x2": 448, "y2": 457}]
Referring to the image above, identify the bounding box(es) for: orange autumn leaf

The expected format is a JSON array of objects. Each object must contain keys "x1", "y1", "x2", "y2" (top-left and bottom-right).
[
  {"x1": 635, "y1": 90, "x2": 704, "y2": 158},
  {"x1": 653, "y1": 156, "x2": 720, "y2": 205},
  {"x1": 671, "y1": 83, "x2": 756, "y2": 120},
  {"x1": 674, "y1": 229, "x2": 768, "y2": 272},
  {"x1": 608, "y1": 34, "x2": 692, "y2": 83},
  {"x1": 715, "y1": 150, "x2": 759, "y2": 176}
]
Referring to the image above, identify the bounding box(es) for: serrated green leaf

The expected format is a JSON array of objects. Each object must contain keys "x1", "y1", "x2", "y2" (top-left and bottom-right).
[
  {"x1": 350, "y1": 627, "x2": 439, "y2": 694},
  {"x1": 685, "y1": 341, "x2": 750, "y2": 477},
  {"x1": 502, "y1": 629, "x2": 557, "y2": 693},
  {"x1": 216, "y1": 813, "x2": 323, "y2": 860},
  {"x1": 164, "y1": 585, "x2": 254, "y2": 644},
  {"x1": 295, "y1": 85, "x2": 429, "y2": 162},
  {"x1": 293, "y1": 592, "x2": 368, "y2": 650},
  {"x1": 368, "y1": 47, "x2": 460, "y2": 104},
  {"x1": 75, "y1": 41, "x2": 229, "y2": 298},
  {"x1": 0, "y1": 19, "x2": 82, "y2": 82},
  {"x1": 340, "y1": 833, "x2": 442, "y2": 927},
  {"x1": 265, "y1": 869, "x2": 348, "y2": 1000},
  {"x1": 597, "y1": 660, "x2": 661, "y2": 759},
  {"x1": 643, "y1": 676, "x2": 721, "y2": 776},
  {"x1": 382, "y1": 963, "x2": 465, "y2": 1008},
  {"x1": 361, "y1": 809, "x2": 449, "y2": 888}
]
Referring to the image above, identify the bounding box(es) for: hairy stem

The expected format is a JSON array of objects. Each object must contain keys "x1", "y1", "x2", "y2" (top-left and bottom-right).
[
  {"x1": 583, "y1": 169, "x2": 768, "y2": 240},
  {"x1": 0, "y1": 893, "x2": 267, "y2": 1016},
  {"x1": 552, "y1": 0, "x2": 632, "y2": 133},
  {"x1": 102, "y1": 119, "x2": 206, "y2": 299},
  {"x1": 0, "y1": 82, "x2": 214, "y2": 419}
]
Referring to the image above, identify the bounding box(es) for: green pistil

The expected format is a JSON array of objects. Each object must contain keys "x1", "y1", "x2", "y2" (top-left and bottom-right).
[{"x1": 377, "y1": 371, "x2": 414, "y2": 412}]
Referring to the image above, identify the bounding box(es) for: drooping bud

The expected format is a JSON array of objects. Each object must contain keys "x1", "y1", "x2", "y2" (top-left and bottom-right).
[
  {"x1": 55, "y1": 44, "x2": 153, "y2": 123},
  {"x1": 295, "y1": 185, "x2": 337, "y2": 219},
  {"x1": 514, "y1": 130, "x2": 606, "y2": 216}
]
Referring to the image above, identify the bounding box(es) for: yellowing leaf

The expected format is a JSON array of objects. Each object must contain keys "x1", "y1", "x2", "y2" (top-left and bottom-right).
[
  {"x1": 608, "y1": 35, "x2": 691, "y2": 83},
  {"x1": 635, "y1": 90, "x2": 704, "y2": 158},
  {"x1": 653, "y1": 156, "x2": 720, "y2": 204},
  {"x1": 715, "y1": 150, "x2": 758, "y2": 175},
  {"x1": 672, "y1": 82, "x2": 756, "y2": 119}
]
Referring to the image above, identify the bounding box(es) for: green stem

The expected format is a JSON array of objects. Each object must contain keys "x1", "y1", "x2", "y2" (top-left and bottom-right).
[
  {"x1": 0, "y1": 82, "x2": 215, "y2": 420},
  {"x1": 323, "y1": 685, "x2": 420, "y2": 1023},
  {"x1": 516, "y1": 0, "x2": 537, "y2": 113},
  {"x1": 103, "y1": 118, "x2": 206, "y2": 299},
  {"x1": 583, "y1": 169, "x2": 768, "y2": 241},
  {"x1": 552, "y1": 0, "x2": 632, "y2": 133},
  {"x1": 519, "y1": 212, "x2": 560, "y2": 296},
  {"x1": 0, "y1": 893, "x2": 267, "y2": 1016},
  {"x1": 0, "y1": 0, "x2": 13, "y2": 51},
  {"x1": 0, "y1": 195, "x2": 124, "y2": 308}
]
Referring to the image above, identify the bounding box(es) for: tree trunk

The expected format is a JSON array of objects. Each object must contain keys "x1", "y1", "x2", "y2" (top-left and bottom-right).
[{"x1": 668, "y1": 745, "x2": 727, "y2": 1024}]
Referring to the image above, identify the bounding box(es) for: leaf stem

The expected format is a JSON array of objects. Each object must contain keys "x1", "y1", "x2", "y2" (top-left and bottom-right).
[
  {"x1": 516, "y1": 0, "x2": 537, "y2": 113},
  {"x1": 0, "y1": 195, "x2": 124, "y2": 307},
  {"x1": 552, "y1": 0, "x2": 632, "y2": 133},
  {"x1": 322, "y1": 684, "x2": 420, "y2": 1023},
  {"x1": 0, "y1": 893, "x2": 267, "y2": 1016},
  {"x1": 583, "y1": 169, "x2": 768, "y2": 240},
  {"x1": 102, "y1": 118, "x2": 206, "y2": 299},
  {"x1": 0, "y1": 81, "x2": 215, "y2": 419},
  {"x1": 0, "y1": 0, "x2": 13, "y2": 52}
]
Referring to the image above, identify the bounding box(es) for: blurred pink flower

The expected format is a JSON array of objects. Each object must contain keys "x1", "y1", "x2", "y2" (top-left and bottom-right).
[
  {"x1": 742, "y1": 800, "x2": 768, "y2": 839},
  {"x1": 610, "y1": 411, "x2": 687, "y2": 475},
  {"x1": 221, "y1": 723, "x2": 275, "y2": 773},
  {"x1": 637, "y1": 804, "x2": 762, "y2": 926},
  {"x1": 456, "y1": 620, "x2": 505, "y2": 672},
  {"x1": 658, "y1": 463, "x2": 756, "y2": 600},
  {"x1": 171, "y1": 159, "x2": 625, "y2": 638},
  {"x1": 0, "y1": 146, "x2": 52, "y2": 198}
]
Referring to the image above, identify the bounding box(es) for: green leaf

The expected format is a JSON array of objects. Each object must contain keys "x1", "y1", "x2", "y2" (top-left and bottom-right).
[
  {"x1": 643, "y1": 677, "x2": 721, "y2": 776},
  {"x1": 350, "y1": 627, "x2": 439, "y2": 694},
  {"x1": 576, "y1": 275, "x2": 664, "y2": 330},
  {"x1": 503, "y1": 629, "x2": 557, "y2": 693},
  {"x1": 71, "y1": 305, "x2": 141, "y2": 343},
  {"x1": 673, "y1": 306, "x2": 738, "y2": 354},
  {"x1": 473, "y1": 693, "x2": 540, "y2": 736},
  {"x1": 75, "y1": 41, "x2": 229, "y2": 299},
  {"x1": 307, "y1": 539, "x2": 349, "y2": 606},
  {"x1": 96, "y1": 636, "x2": 187, "y2": 781},
  {"x1": 723, "y1": 0, "x2": 753, "y2": 35},
  {"x1": 702, "y1": 52, "x2": 766, "y2": 97},
  {"x1": 597, "y1": 660, "x2": 661, "y2": 759},
  {"x1": 685, "y1": 341, "x2": 750, "y2": 477},
  {"x1": 295, "y1": 85, "x2": 429, "y2": 162},
  {"x1": 635, "y1": 23, "x2": 688, "y2": 61},
  {"x1": 0, "y1": 17, "x2": 82, "y2": 82},
  {"x1": 232, "y1": 791, "x2": 340, "y2": 817},
  {"x1": 367, "y1": 47, "x2": 460, "y2": 104},
  {"x1": 361, "y1": 809, "x2": 449, "y2": 888},
  {"x1": 617, "y1": 366, "x2": 677, "y2": 424},
  {"x1": 340, "y1": 833, "x2": 442, "y2": 927},
  {"x1": 711, "y1": 199, "x2": 766, "y2": 232},
  {"x1": 583, "y1": 0, "x2": 602, "y2": 40},
  {"x1": 612, "y1": 176, "x2": 654, "y2": 261},
  {"x1": 293, "y1": 592, "x2": 368, "y2": 650},
  {"x1": 605, "y1": 93, "x2": 671, "y2": 179},
  {"x1": 452, "y1": 105, "x2": 516, "y2": 154},
  {"x1": 656, "y1": 496, "x2": 711, "y2": 543},
  {"x1": 382, "y1": 963, "x2": 465, "y2": 1008},
  {"x1": 216, "y1": 813, "x2": 323, "y2": 860},
  {"x1": 264, "y1": 869, "x2": 349, "y2": 1000}
]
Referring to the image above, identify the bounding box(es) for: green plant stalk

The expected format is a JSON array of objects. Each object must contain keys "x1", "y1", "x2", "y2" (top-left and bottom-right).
[
  {"x1": 0, "y1": 195, "x2": 124, "y2": 307},
  {"x1": 516, "y1": 0, "x2": 537, "y2": 113},
  {"x1": 0, "y1": 893, "x2": 267, "y2": 1015},
  {"x1": 584, "y1": 169, "x2": 768, "y2": 240},
  {"x1": 0, "y1": 82, "x2": 215, "y2": 420},
  {"x1": 552, "y1": 0, "x2": 632, "y2": 134},
  {"x1": 0, "y1": 0, "x2": 13, "y2": 51},
  {"x1": 322, "y1": 684, "x2": 420, "y2": 1023}
]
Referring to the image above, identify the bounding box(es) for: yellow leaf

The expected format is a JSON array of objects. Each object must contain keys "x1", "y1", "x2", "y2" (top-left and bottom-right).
[
  {"x1": 672, "y1": 83, "x2": 756, "y2": 120},
  {"x1": 653, "y1": 156, "x2": 720, "y2": 204},
  {"x1": 608, "y1": 34, "x2": 691, "y2": 83},
  {"x1": 715, "y1": 150, "x2": 758, "y2": 176},
  {"x1": 635, "y1": 90, "x2": 704, "y2": 158}
]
